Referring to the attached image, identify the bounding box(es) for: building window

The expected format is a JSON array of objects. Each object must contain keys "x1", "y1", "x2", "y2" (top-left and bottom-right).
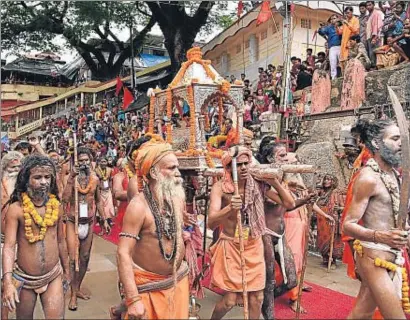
[
  {"x1": 153, "y1": 49, "x2": 165, "y2": 56},
  {"x1": 301, "y1": 19, "x2": 312, "y2": 29},
  {"x1": 261, "y1": 30, "x2": 267, "y2": 40},
  {"x1": 245, "y1": 39, "x2": 250, "y2": 49},
  {"x1": 236, "y1": 44, "x2": 241, "y2": 54}
]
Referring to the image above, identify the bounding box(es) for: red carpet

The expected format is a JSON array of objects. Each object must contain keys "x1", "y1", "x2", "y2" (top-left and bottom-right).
[
  {"x1": 94, "y1": 230, "x2": 355, "y2": 319},
  {"x1": 93, "y1": 220, "x2": 120, "y2": 245},
  {"x1": 199, "y1": 253, "x2": 355, "y2": 319}
]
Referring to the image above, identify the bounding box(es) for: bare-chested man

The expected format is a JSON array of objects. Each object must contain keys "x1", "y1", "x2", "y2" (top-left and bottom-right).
[
  {"x1": 1, "y1": 152, "x2": 24, "y2": 234},
  {"x1": 1, "y1": 151, "x2": 24, "y2": 319},
  {"x1": 62, "y1": 147, "x2": 110, "y2": 311},
  {"x1": 117, "y1": 140, "x2": 189, "y2": 319},
  {"x1": 343, "y1": 119, "x2": 408, "y2": 319},
  {"x1": 208, "y1": 147, "x2": 295, "y2": 319},
  {"x1": 110, "y1": 137, "x2": 151, "y2": 320},
  {"x1": 2, "y1": 155, "x2": 69, "y2": 319}
]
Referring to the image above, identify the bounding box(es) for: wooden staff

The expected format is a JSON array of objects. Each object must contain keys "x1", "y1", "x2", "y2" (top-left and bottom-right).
[
  {"x1": 73, "y1": 133, "x2": 80, "y2": 272},
  {"x1": 230, "y1": 147, "x2": 249, "y2": 320},
  {"x1": 203, "y1": 164, "x2": 316, "y2": 178},
  {"x1": 327, "y1": 224, "x2": 335, "y2": 273},
  {"x1": 296, "y1": 171, "x2": 319, "y2": 319}
]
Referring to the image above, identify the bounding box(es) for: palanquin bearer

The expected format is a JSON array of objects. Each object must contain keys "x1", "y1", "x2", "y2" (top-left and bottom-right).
[
  {"x1": 343, "y1": 119, "x2": 410, "y2": 319},
  {"x1": 207, "y1": 147, "x2": 295, "y2": 319},
  {"x1": 2, "y1": 155, "x2": 70, "y2": 319},
  {"x1": 117, "y1": 140, "x2": 189, "y2": 319}
]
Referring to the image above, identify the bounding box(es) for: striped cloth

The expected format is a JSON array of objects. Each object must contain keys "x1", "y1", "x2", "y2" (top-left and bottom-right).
[{"x1": 243, "y1": 176, "x2": 267, "y2": 237}]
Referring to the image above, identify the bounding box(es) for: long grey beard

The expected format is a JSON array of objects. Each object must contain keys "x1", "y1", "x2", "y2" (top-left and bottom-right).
[
  {"x1": 27, "y1": 186, "x2": 50, "y2": 203},
  {"x1": 3, "y1": 175, "x2": 17, "y2": 195},
  {"x1": 153, "y1": 174, "x2": 185, "y2": 276}
]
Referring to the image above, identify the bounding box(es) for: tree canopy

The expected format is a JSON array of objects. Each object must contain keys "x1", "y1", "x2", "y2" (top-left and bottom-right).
[{"x1": 1, "y1": 1, "x2": 253, "y2": 81}]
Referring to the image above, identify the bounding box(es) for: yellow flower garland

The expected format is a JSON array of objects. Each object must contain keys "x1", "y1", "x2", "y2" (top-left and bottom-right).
[
  {"x1": 97, "y1": 167, "x2": 109, "y2": 181},
  {"x1": 124, "y1": 163, "x2": 135, "y2": 179},
  {"x1": 355, "y1": 240, "x2": 410, "y2": 314},
  {"x1": 374, "y1": 257, "x2": 410, "y2": 313},
  {"x1": 22, "y1": 193, "x2": 60, "y2": 243}
]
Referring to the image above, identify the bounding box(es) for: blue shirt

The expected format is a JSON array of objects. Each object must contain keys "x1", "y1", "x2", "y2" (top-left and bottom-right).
[{"x1": 318, "y1": 25, "x2": 342, "y2": 49}]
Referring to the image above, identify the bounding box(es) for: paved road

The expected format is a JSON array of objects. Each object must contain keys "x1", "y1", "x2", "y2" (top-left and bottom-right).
[{"x1": 23, "y1": 236, "x2": 359, "y2": 319}]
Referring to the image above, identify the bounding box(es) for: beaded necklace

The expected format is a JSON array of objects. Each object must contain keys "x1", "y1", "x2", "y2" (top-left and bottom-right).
[{"x1": 143, "y1": 185, "x2": 176, "y2": 261}]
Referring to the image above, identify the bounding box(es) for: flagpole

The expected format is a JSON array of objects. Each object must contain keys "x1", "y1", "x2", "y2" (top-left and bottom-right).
[{"x1": 130, "y1": 18, "x2": 135, "y2": 90}]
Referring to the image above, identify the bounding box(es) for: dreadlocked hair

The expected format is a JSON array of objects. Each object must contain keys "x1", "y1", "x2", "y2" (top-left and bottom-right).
[
  {"x1": 77, "y1": 147, "x2": 93, "y2": 161},
  {"x1": 126, "y1": 135, "x2": 152, "y2": 160},
  {"x1": 8, "y1": 155, "x2": 59, "y2": 205},
  {"x1": 351, "y1": 118, "x2": 395, "y2": 153}
]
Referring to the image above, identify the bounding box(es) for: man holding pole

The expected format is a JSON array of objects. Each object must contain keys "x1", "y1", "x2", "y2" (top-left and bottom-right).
[
  {"x1": 208, "y1": 147, "x2": 295, "y2": 319},
  {"x1": 63, "y1": 147, "x2": 110, "y2": 311}
]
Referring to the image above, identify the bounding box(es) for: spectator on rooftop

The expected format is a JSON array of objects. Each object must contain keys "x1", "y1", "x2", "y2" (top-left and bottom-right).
[
  {"x1": 319, "y1": 14, "x2": 342, "y2": 79},
  {"x1": 347, "y1": 35, "x2": 372, "y2": 70},
  {"x1": 365, "y1": 1, "x2": 384, "y2": 68},
  {"x1": 339, "y1": 6, "x2": 360, "y2": 73}
]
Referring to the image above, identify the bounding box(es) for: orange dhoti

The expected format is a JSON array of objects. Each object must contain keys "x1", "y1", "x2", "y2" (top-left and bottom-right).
[
  {"x1": 210, "y1": 233, "x2": 265, "y2": 292},
  {"x1": 125, "y1": 262, "x2": 189, "y2": 320}
]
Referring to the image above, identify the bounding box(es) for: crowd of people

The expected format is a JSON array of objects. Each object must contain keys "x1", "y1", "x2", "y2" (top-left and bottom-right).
[
  {"x1": 225, "y1": 1, "x2": 410, "y2": 131},
  {"x1": 0, "y1": 2, "x2": 409, "y2": 320},
  {"x1": 0, "y1": 82, "x2": 407, "y2": 320}
]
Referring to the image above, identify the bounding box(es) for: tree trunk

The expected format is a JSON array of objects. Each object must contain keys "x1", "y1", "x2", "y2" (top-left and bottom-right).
[{"x1": 163, "y1": 28, "x2": 196, "y2": 75}]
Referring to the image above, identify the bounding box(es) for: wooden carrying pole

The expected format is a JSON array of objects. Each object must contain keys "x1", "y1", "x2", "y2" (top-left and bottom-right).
[
  {"x1": 73, "y1": 133, "x2": 80, "y2": 272},
  {"x1": 327, "y1": 224, "x2": 335, "y2": 273},
  {"x1": 230, "y1": 148, "x2": 249, "y2": 320},
  {"x1": 296, "y1": 172, "x2": 319, "y2": 319}
]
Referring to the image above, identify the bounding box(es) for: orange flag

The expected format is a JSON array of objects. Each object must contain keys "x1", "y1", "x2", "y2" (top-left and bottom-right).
[
  {"x1": 256, "y1": 1, "x2": 271, "y2": 26},
  {"x1": 122, "y1": 86, "x2": 134, "y2": 110}
]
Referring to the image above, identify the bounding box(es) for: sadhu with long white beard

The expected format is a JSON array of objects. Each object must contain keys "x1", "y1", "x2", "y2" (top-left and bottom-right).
[
  {"x1": 2, "y1": 155, "x2": 70, "y2": 319},
  {"x1": 1, "y1": 151, "x2": 24, "y2": 238},
  {"x1": 1, "y1": 151, "x2": 24, "y2": 319},
  {"x1": 117, "y1": 140, "x2": 189, "y2": 320}
]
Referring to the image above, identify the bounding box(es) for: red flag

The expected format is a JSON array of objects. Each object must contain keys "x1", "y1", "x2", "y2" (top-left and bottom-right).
[
  {"x1": 122, "y1": 86, "x2": 134, "y2": 110},
  {"x1": 256, "y1": 1, "x2": 271, "y2": 26},
  {"x1": 237, "y1": 1, "x2": 244, "y2": 19},
  {"x1": 115, "y1": 77, "x2": 123, "y2": 96}
]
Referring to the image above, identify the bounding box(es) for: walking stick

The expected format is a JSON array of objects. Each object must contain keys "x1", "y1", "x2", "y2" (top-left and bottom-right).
[
  {"x1": 230, "y1": 146, "x2": 249, "y2": 320},
  {"x1": 296, "y1": 172, "x2": 319, "y2": 319},
  {"x1": 73, "y1": 133, "x2": 80, "y2": 272},
  {"x1": 327, "y1": 224, "x2": 335, "y2": 273}
]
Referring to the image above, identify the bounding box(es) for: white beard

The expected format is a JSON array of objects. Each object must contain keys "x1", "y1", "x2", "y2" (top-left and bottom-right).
[
  {"x1": 3, "y1": 174, "x2": 17, "y2": 196},
  {"x1": 153, "y1": 174, "x2": 185, "y2": 215}
]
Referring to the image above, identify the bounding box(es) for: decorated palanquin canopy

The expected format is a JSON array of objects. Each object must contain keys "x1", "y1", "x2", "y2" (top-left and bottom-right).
[{"x1": 147, "y1": 47, "x2": 245, "y2": 170}]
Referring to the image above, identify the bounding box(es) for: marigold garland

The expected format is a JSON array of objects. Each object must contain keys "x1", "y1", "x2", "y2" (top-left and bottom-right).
[
  {"x1": 374, "y1": 257, "x2": 410, "y2": 313},
  {"x1": 22, "y1": 193, "x2": 60, "y2": 243},
  {"x1": 187, "y1": 85, "x2": 196, "y2": 150},
  {"x1": 166, "y1": 88, "x2": 173, "y2": 143},
  {"x1": 96, "y1": 167, "x2": 109, "y2": 181},
  {"x1": 124, "y1": 163, "x2": 135, "y2": 179},
  {"x1": 218, "y1": 96, "x2": 224, "y2": 127},
  {"x1": 77, "y1": 176, "x2": 96, "y2": 194}
]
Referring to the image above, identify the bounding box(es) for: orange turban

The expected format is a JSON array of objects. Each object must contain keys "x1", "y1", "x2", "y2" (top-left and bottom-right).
[
  {"x1": 221, "y1": 147, "x2": 253, "y2": 194},
  {"x1": 135, "y1": 141, "x2": 174, "y2": 181}
]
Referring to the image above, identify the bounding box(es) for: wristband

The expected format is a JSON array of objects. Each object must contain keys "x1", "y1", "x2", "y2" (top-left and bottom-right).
[
  {"x1": 126, "y1": 295, "x2": 142, "y2": 307},
  {"x1": 373, "y1": 230, "x2": 378, "y2": 244}
]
